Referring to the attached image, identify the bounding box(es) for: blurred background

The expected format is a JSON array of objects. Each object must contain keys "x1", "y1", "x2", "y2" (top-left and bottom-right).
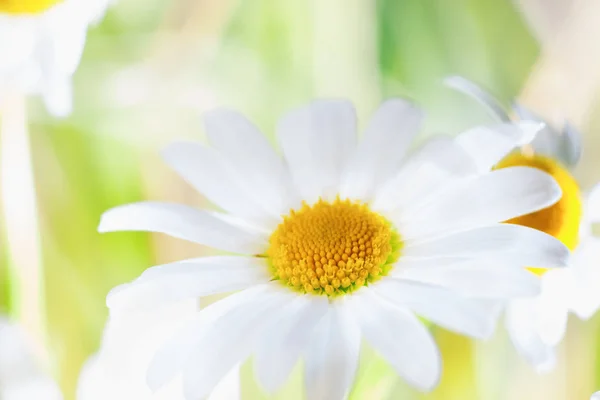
[{"x1": 1, "y1": 0, "x2": 600, "y2": 399}]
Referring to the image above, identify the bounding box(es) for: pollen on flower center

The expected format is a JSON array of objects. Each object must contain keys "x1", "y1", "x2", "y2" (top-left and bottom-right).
[
  {"x1": 266, "y1": 198, "x2": 402, "y2": 296},
  {"x1": 496, "y1": 152, "x2": 582, "y2": 275},
  {"x1": 0, "y1": 0, "x2": 62, "y2": 14}
]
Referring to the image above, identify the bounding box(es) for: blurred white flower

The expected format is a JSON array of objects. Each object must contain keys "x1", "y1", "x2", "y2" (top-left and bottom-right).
[
  {"x1": 449, "y1": 75, "x2": 600, "y2": 372},
  {"x1": 76, "y1": 301, "x2": 239, "y2": 400},
  {"x1": 99, "y1": 99, "x2": 568, "y2": 399},
  {"x1": 0, "y1": 317, "x2": 62, "y2": 400},
  {"x1": 592, "y1": 391, "x2": 600, "y2": 400},
  {"x1": 0, "y1": 0, "x2": 112, "y2": 116}
]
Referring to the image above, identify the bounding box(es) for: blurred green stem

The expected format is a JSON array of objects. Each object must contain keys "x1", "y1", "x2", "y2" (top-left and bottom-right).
[{"x1": 0, "y1": 94, "x2": 47, "y2": 361}]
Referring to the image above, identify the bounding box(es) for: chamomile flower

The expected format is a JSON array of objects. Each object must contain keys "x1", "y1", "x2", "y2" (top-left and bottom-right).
[
  {"x1": 0, "y1": 0, "x2": 112, "y2": 116},
  {"x1": 0, "y1": 317, "x2": 62, "y2": 400},
  {"x1": 99, "y1": 99, "x2": 569, "y2": 399},
  {"x1": 448, "y1": 75, "x2": 600, "y2": 372}
]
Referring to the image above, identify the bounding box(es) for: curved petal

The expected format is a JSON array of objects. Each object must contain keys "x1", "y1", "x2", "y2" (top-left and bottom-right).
[
  {"x1": 535, "y1": 269, "x2": 570, "y2": 346},
  {"x1": 98, "y1": 202, "x2": 268, "y2": 254},
  {"x1": 350, "y1": 289, "x2": 441, "y2": 391},
  {"x1": 146, "y1": 285, "x2": 271, "y2": 392},
  {"x1": 372, "y1": 279, "x2": 499, "y2": 339},
  {"x1": 395, "y1": 262, "x2": 540, "y2": 300},
  {"x1": 339, "y1": 99, "x2": 423, "y2": 201},
  {"x1": 106, "y1": 257, "x2": 271, "y2": 311},
  {"x1": 455, "y1": 122, "x2": 543, "y2": 173},
  {"x1": 400, "y1": 166, "x2": 563, "y2": 239},
  {"x1": 181, "y1": 287, "x2": 294, "y2": 400},
  {"x1": 278, "y1": 100, "x2": 357, "y2": 203},
  {"x1": 401, "y1": 224, "x2": 569, "y2": 269},
  {"x1": 505, "y1": 299, "x2": 556, "y2": 373},
  {"x1": 444, "y1": 76, "x2": 510, "y2": 122},
  {"x1": 162, "y1": 142, "x2": 279, "y2": 229},
  {"x1": 304, "y1": 300, "x2": 360, "y2": 400},
  {"x1": 204, "y1": 108, "x2": 298, "y2": 216},
  {"x1": 254, "y1": 295, "x2": 328, "y2": 393},
  {"x1": 372, "y1": 136, "x2": 477, "y2": 214}
]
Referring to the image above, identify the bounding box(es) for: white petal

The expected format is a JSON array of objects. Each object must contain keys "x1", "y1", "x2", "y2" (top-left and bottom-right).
[
  {"x1": 591, "y1": 391, "x2": 600, "y2": 400},
  {"x1": 350, "y1": 289, "x2": 441, "y2": 391},
  {"x1": 182, "y1": 287, "x2": 294, "y2": 400},
  {"x1": 505, "y1": 300, "x2": 556, "y2": 373},
  {"x1": 401, "y1": 224, "x2": 569, "y2": 269},
  {"x1": 455, "y1": 122, "x2": 543, "y2": 173},
  {"x1": 372, "y1": 279, "x2": 499, "y2": 338},
  {"x1": 400, "y1": 167, "x2": 563, "y2": 238},
  {"x1": 41, "y1": 75, "x2": 72, "y2": 117},
  {"x1": 147, "y1": 285, "x2": 270, "y2": 392},
  {"x1": 395, "y1": 262, "x2": 540, "y2": 299},
  {"x1": 372, "y1": 136, "x2": 477, "y2": 214},
  {"x1": 340, "y1": 99, "x2": 423, "y2": 200},
  {"x1": 570, "y1": 238, "x2": 600, "y2": 319},
  {"x1": 254, "y1": 295, "x2": 328, "y2": 393},
  {"x1": 304, "y1": 300, "x2": 361, "y2": 400},
  {"x1": 204, "y1": 108, "x2": 298, "y2": 215},
  {"x1": 162, "y1": 142, "x2": 278, "y2": 228},
  {"x1": 98, "y1": 202, "x2": 267, "y2": 254},
  {"x1": 278, "y1": 100, "x2": 357, "y2": 203},
  {"x1": 535, "y1": 270, "x2": 570, "y2": 346},
  {"x1": 444, "y1": 76, "x2": 510, "y2": 122},
  {"x1": 586, "y1": 184, "x2": 600, "y2": 224},
  {"x1": 106, "y1": 257, "x2": 271, "y2": 311}
]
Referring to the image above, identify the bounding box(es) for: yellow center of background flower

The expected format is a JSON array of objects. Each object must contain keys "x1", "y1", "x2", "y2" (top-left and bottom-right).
[
  {"x1": 496, "y1": 152, "x2": 582, "y2": 275},
  {"x1": 267, "y1": 198, "x2": 401, "y2": 296},
  {"x1": 0, "y1": 0, "x2": 62, "y2": 14}
]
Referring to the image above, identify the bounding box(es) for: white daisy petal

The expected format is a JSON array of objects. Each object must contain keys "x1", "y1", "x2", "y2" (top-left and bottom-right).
[
  {"x1": 395, "y1": 262, "x2": 540, "y2": 299},
  {"x1": 401, "y1": 224, "x2": 569, "y2": 269},
  {"x1": 586, "y1": 184, "x2": 600, "y2": 224},
  {"x1": 401, "y1": 167, "x2": 563, "y2": 238},
  {"x1": 455, "y1": 122, "x2": 543, "y2": 173},
  {"x1": 351, "y1": 289, "x2": 441, "y2": 391},
  {"x1": 278, "y1": 100, "x2": 357, "y2": 203},
  {"x1": 304, "y1": 300, "x2": 361, "y2": 400},
  {"x1": 106, "y1": 257, "x2": 271, "y2": 311},
  {"x1": 162, "y1": 142, "x2": 278, "y2": 228},
  {"x1": 41, "y1": 74, "x2": 73, "y2": 117},
  {"x1": 372, "y1": 279, "x2": 499, "y2": 338},
  {"x1": 204, "y1": 108, "x2": 298, "y2": 216},
  {"x1": 506, "y1": 300, "x2": 556, "y2": 373},
  {"x1": 535, "y1": 269, "x2": 570, "y2": 346},
  {"x1": 254, "y1": 295, "x2": 328, "y2": 393},
  {"x1": 372, "y1": 136, "x2": 477, "y2": 214},
  {"x1": 444, "y1": 76, "x2": 510, "y2": 122},
  {"x1": 182, "y1": 287, "x2": 294, "y2": 400},
  {"x1": 146, "y1": 285, "x2": 270, "y2": 392},
  {"x1": 98, "y1": 201, "x2": 268, "y2": 254},
  {"x1": 570, "y1": 238, "x2": 600, "y2": 319},
  {"x1": 0, "y1": 0, "x2": 111, "y2": 116},
  {"x1": 340, "y1": 99, "x2": 423, "y2": 200}
]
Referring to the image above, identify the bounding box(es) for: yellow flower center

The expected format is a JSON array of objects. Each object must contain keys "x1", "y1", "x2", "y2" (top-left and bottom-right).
[
  {"x1": 266, "y1": 198, "x2": 402, "y2": 296},
  {"x1": 496, "y1": 152, "x2": 582, "y2": 275},
  {"x1": 0, "y1": 0, "x2": 62, "y2": 14}
]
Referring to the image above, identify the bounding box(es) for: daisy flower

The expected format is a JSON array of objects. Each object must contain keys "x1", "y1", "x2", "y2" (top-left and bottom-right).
[
  {"x1": 448, "y1": 75, "x2": 600, "y2": 371},
  {"x1": 0, "y1": 0, "x2": 112, "y2": 116},
  {"x1": 99, "y1": 99, "x2": 569, "y2": 399},
  {"x1": 0, "y1": 317, "x2": 63, "y2": 400}
]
